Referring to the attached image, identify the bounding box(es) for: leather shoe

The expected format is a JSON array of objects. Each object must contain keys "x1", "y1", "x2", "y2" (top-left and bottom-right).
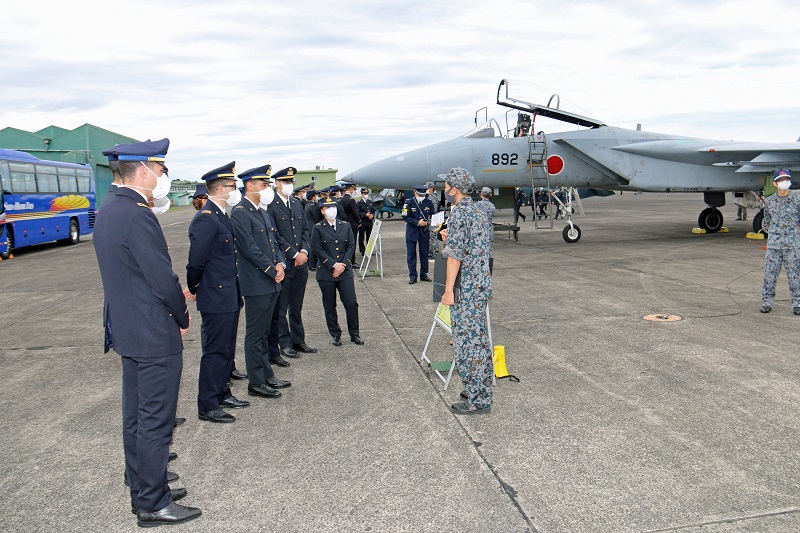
[
  {"x1": 409, "y1": 278, "x2": 417, "y2": 284},
  {"x1": 198, "y1": 408, "x2": 235, "y2": 423},
  {"x1": 420, "y1": 275, "x2": 432, "y2": 282},
  {"x1": 220, "y1": 396, "x2": 250, "y2": 409},
  {"x1": 760, "y1": 305, "x2": 772, "y2": 313},
  {"x1": 270, "y1": 355, "x2": 290, "y2": 368},
  {"x1": 173, "y1": 417, "x2": 186, "y2": 427},
  {"x1": 248, "y1": 384, "x2": 282, "y2": 398},
  {"x1": 460, "y1": 390, "x2": 469, "y2": 400},
  {"x1": 350, "y1": 335, "x2": 364, "y2": 345},
  {"x1": 281, "y1": 346, "x2": 300, "y2": 358},
  {"x1": 168, "y1": 451, "x2": 177, "y2": 463},
  {"x1": 293, "y1": 343, "x2": 318, "y2": 353},
  {"x1": 332, "y1": 336, "x2": 342, "y2": 346},
  {"x1": 131, "y1": 488, "x2": 186, "y2": 514},
  {"x1": 450, "y1": 401, "x2": 491, "y2": 415},
  {"x1": 230, "y1": 369, "x2": 247, "y2": 380},
  {"x1": 265, "y1": 377, "x2": 291, "y2": 389},
  {"x1": 795, "y1": 308, "x2": 800, "y2": 315},
  {"x1": 137, "y1": 502, "x2": 202, "y2": 528}
]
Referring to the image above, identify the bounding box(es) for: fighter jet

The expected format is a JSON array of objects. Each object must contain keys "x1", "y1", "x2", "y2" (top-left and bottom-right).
[{"x1": 344, "y1": 79, "x2": 800, "y2": 242}]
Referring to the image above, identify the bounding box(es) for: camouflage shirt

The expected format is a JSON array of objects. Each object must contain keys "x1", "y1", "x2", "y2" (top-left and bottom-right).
[
  {"x1": 475, "y1": 198, "x2": 496, "y2": 246},
  {"x1": 763, "y1": 190, "x2": 800, "y2": 248},
  {"x1": 442, "y1": 196, "x2": 492, "y2": 301}
]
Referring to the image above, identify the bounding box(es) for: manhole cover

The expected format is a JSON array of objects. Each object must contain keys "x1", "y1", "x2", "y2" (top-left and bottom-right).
[{"x1": 643, "y1": 314, "x2": 682, "y2": 322}]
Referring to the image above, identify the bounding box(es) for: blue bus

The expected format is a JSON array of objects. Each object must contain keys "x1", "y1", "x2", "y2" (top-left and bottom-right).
[{"x1": 0, "y1": 148, "x2": 95, "y2": 259}]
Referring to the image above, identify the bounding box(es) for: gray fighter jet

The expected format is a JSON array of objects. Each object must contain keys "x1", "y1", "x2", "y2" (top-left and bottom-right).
[{"x1": 344, "y1": 79, "x2": 800, "y2": 242}]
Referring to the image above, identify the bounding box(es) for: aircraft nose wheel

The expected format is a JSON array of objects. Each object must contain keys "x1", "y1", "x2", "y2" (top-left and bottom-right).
[
  {"x1": 698, "y1": 207, "x2": 723, "y2": 232},
  {"x1": 562, "y1": 224, "x2": 581, "y2": 243}
]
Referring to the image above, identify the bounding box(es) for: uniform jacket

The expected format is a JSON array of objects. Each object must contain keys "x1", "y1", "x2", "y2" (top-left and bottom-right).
[
  {"x1": 763, "y1": 190, "x2": 800, "y2": 248},
  {"x1": 99, "y1": 183, "x2": 119, "y2": 211},
  {"x1": 186, "y1": 199, "x2": 242, "y2": 313},
  {"x1": 230, "y1": 197, "x2": 286, "y2": 296},
  {"x1": 311, "y1": 219, "x2": 355, "y2": 282},
  {"x1": 93, "y1": 187, "x2": 188, "y2": 358},
  {"x1": 357, "y1": 197, "x2": 374, "y2": 226},
  {"x1": 402, "y1": 195, "x2": 434, "y2": 240},
  {"x1": 442, "y1": 196, "x2": 492, "y2": 302},
  {"x1": 304, "y1": 200, "x2": 323, "y2": 230},
  {"x1": 267, "y1": 193, "x2": 310, "y2": 270},
  {"x1": 341, "y1": 193, "x2": 361, "y2": 229}
]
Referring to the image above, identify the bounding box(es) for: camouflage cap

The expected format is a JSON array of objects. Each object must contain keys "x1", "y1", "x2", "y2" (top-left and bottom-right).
[{"x1": 439, "y1": 167, "x2": 474, "y2": 192}]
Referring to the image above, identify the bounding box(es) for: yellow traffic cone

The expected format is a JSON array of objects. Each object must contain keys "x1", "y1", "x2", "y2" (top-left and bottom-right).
[{"x1": 493, "y1": 346, "x2": 519, "y2": 382}]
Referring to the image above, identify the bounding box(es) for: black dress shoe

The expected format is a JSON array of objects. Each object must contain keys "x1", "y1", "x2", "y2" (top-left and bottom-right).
[
  {"x1": 265, "y1": 377, "x2": 291, "y2": 389},
  {"x1": 220, "y1": 396, "x2": 250, "y2": 409},
  {"x1": 270, "y1": 355, "x2": 291, "y2": 367},
  {"x1": 137, "y1": 502, "x2": 202, "y2": 528},
  {"x1": 293, "y1": 343, "x2": 318, "y2": 353},
  {"x1": 450, "y1": 401, "x2": 491, "y2": 415},
  {"x1": 230, "y1": 369, "x2": 247, "y2": 380},
  {"x1": 460, "y1": 390, "x2": 469, "y2": 400},
  {"x1": 281, "y1": 346, "x2": 300, "y2": 358},
  {"x1": 167, "y1": 471, "x2": 179, "y2": 483},
  {"x1": 332, "y1": 336, "x2": 342, "y2": 346},
  {"x1": 248, "y1": 384, "x2": 282, "y2": 398},
  {"x1": 409, "y1": 278, "x2": 417, "y2": 284},
  {"x1": 198, "y1": 409, "x2": 235, "y2": 423},
  {"x1": 131, "y1": 488, "x2": 187, "y2": 514},
  {"x1": 350, "y1": 335, "x2": 364, "y2": 345},
  {"x1": 168, "y1": 451, "x2": 177, "y2": 463},
  {"x1": 420, "y1": 276, "x2": 432, "y2": 282},
  {"x1": 173, "y1": 417, "x2": 186, "y2": 427}
]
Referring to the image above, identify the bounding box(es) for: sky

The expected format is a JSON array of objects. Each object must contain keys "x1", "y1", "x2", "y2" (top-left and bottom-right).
[{"x1": 2, "y1": 0, "x2": 800, "y2": 182}]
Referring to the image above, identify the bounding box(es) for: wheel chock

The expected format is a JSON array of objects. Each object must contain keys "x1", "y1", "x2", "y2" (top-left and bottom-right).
[
  {"x1": 691, "y1": 228, "x2": 707, "y2": 234},
  {"x1": 720, "y1": 227, "x2": 729, "y2": 233},
  {"x1": 746, "y1": 232, "x2": 765, "y2": 240}
]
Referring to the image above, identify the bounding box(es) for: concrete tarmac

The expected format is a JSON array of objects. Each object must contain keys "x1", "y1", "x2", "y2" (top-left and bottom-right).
[{"x1": 0, "y1": 193, "x2": 798, "y2": 532}]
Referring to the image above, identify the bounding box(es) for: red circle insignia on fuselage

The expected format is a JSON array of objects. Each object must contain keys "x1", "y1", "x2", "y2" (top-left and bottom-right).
[{"x1": 547, "y1": 155, "x2": 564, "y2": 175}]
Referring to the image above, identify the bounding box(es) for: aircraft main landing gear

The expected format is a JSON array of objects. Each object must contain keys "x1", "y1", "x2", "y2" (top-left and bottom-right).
[
  {"x1": 698, "y1": 207, "x2": 724, "y2": 233},
  {"x1": 752, "y1": 209, "x2": 766, "y2": 236}
]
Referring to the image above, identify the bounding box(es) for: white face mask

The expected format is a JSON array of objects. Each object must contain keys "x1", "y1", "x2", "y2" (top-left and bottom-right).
[
  {"x1": 212, "y1": 188, "x2": 241, "y2": 207},
  {"x1": 324, "y1": 207, "x2": 337, "y2": 220},
  {"x1": 280, "y1": 183, "x2": 294, "y2": 197},
  {"x1": 152, "y1": 195, "x2": 170, "y2": 215},
  {"x1": 258, "y1": 186, "x2": 275, "y2": 208},
  {"x1": 141, "y1": 162, "x2": 170, "y2": 199},
  {"x1": 362, "y1": 195, "x2": 369, "y2": 200},
  {"x1": 777, "y1": 180, "x2": 792, "y2": 191}
]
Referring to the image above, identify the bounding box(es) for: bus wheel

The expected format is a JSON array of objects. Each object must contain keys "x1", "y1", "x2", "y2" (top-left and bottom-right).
[
  {"x1": 1, "y1": 230, "x2": 13, "y2": 259},
  {"x1": 64, "y1": 219, "x2": 80, "y2": 245}
]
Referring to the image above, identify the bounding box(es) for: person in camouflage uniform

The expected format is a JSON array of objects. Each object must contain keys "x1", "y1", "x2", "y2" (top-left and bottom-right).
[
  {"x1": 761, "y1": 169, "x2": 800, "y2": 314},
  {"x1": 440, "y1": 168, "x2": 493, "y2": 415}
]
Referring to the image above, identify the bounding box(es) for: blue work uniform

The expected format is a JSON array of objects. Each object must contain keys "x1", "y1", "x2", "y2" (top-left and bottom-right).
[
  {"x1": 93, "y1": 187, "x2": 189, "y2": 513},
  {"x1": 402, "y1": 195, "x2": 434, "y2": 280},
  {"x1": 186, "y1": 199, "x2": 243, "y2": 413}
]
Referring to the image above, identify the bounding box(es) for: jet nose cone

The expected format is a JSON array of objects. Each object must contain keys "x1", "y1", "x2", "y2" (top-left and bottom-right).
[{"x1": 348, "y1": 147, "x2": 430, "y2": 189}]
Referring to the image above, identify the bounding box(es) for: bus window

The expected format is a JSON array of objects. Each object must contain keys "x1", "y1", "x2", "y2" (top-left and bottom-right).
[
  {"x1": 76, "y1": 168, "x2": 91, "y2": 193},
  {"x1": 58, "y1": 171, "x2": 78, "y2": 192},
  {"x1": 9, "y1": 162, "x2": 36, "y2": 192},
  {"x1": 36, "y1": 165, "x2": 59, "y2": 192}
]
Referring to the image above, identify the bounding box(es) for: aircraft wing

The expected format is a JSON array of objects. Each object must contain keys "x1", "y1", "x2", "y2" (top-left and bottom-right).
[{"x1": 700, "y1": 143, "x2": 800, "y2": 173}]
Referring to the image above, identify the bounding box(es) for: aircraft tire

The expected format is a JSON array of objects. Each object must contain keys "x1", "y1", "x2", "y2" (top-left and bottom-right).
[
  {"x1": 753, "y1": 209, "x2": 766, "y2": 236},
  {"x1": 698, "y1": 207, "x2": 723, "y2": 233},
  {"x1": 562, "y1": 224, "x2": 581, "y2": 243}
]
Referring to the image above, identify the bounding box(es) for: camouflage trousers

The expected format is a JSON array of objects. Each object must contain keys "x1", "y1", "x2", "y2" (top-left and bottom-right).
[
  {"x1": 452, "y1": 298, "x2": 492, "y2": 409},
  {"x1": 762, "y1": 246, "x2": 800, "y2": 307}
]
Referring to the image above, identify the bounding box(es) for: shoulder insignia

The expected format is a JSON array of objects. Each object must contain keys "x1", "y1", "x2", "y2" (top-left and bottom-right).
[
  {"x1": 234, "y1": 205, "x2": 244, "y2": 209},
  {"x1": 202, "y1": 210, "x2": 212, "y2": 214},
  {"x1": 137, "y1": 202, "x2": 149, "y2": 208}
]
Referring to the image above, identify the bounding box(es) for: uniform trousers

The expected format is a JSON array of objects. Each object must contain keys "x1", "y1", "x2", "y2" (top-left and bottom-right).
[
  {"x1": 762, "y1": 246, "x2": 800, "y2": 307},
  {"x1": 121, "y1": 352, "x2": 182, "y2": 513},
  {"x1": 197, "y1": 310, "x2": 238, "y2": 412},
  {"x1": 276, "y1": 267, "x2": 308, "y2": 348},
  {"x1": 358, "y1": 224, "x2": 373, "y2": 255},
  {"x1": 452, "y1": 298, "x2": 493, "y2": 409},
  {"x1": 317, "y1": 278, "x2": 359, "y2": 338},
  {"x1": 244, "y1": 293, "x2": 280, "y2": 385},
  {"x1": 406, "y1": 231, "x2": 430, "y2": 279}
]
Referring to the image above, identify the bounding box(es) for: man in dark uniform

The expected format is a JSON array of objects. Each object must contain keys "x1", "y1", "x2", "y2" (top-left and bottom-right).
[
  {"x1": 94, "y1": 139, "x2": 201, "y2": 527},
  {"x1": 402, "y1": 184, "x2": 434, "y2": 284},
  {"x1": 304, "y1": 188, "x2": 322, "y2": 271},
  {"x1": 99, "y1": 159, "x2": 121, "y2": 210},
  {"x1": 186, "y1": 162, "x2": 249, "y2": 424},
  {"x1": 356, "y1": 187, "x2": 374, "y2": 258},
  {"x1": 230, "y1": 165, "x2": 291, "y2": 399},
  {"x1": 340, "y1": 181, "x2": 361, "y2": 264},
  {"x1": 267, "y1": 167, "x2": 317, "y2": 359},
  {"x1": 311, "y1": 196, "x2": 363, "y2": 346}
]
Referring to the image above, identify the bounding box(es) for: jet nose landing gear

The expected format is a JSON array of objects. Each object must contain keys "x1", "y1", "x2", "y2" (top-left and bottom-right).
[{"x1": 698, "y1": 207, "x2": 724, "y2": 233}]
